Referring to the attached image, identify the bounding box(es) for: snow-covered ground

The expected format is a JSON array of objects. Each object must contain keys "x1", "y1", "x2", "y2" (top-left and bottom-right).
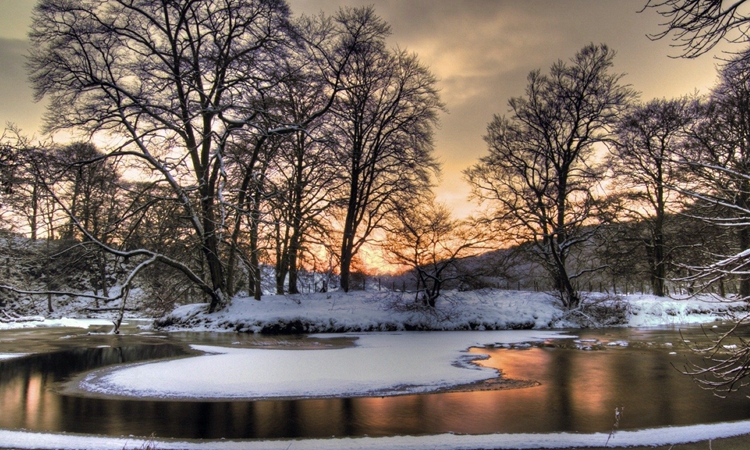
[
  {"x1": 4, "y1": 421, "x2": 750, "y2": 450},
  {"x1": 5, "y1": 288, "x2": 744, "y2": 334},
  {"x1": 0, "y1": 317, "x2": 113, "y2": 331},
  {"x1": 2, "y1": 289, "x2": 750, "y2": 449},
  {"x1": 158, "y1": 289, "x2": 749, "y2": 332}
]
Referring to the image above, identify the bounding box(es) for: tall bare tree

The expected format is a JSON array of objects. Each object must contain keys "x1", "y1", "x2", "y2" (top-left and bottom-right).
[
  {"x1": 465, "y1": 44, "x2": 634, "y2": 309},
  {"x1": 643, "y1": 0, "x2": 750, "y2": 394},
  {"x1": 610, "y1": 97, "x2": 694, "y2": 296},
  {"x1": 28, "y1": 0, "x2": 296, "y2": 311},
  {"x1": 679, "y1": 52, "x2": 750, "y2": 298},
  {"x1": 27, "y1": 0, "x2": 363, "y2": 311},
  {"x1": 267, "y1": 82, "x2": 340, "y2": 295},
  {"x1": 332, "y1": 6, "x2": 443, "y2": 292}
]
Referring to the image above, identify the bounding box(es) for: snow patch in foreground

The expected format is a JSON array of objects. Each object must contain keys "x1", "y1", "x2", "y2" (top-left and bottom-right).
[
  {"x1": 4, "y1": 420, "x2": 750, "y2": 449},
  {"x1": 78, "y1": 331, "x2": 573, "y2": 400}
]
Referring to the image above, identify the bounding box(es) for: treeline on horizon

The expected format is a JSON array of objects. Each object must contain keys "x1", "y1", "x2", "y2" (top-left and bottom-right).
[{"x1": 0, "y1": 0, "x2": 749, "y2": 315}]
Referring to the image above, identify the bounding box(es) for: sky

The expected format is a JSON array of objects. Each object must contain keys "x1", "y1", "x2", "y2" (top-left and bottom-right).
[{"x1": 0, "y1": 0, "x2": 731, "y2": 218}]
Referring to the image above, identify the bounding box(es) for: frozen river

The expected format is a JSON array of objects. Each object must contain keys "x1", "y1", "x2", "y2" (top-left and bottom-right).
[{"x1": 0, "y1": 323, "x2": 749, "y2": 444}]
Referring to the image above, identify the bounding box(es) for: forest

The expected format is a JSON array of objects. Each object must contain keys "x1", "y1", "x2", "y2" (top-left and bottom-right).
[{"x1": 0, "y1": 0, "x2": 747, "y2": 326}]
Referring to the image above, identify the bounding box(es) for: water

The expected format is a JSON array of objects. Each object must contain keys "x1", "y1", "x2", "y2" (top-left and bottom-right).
[{"x1": 0, "y1": 323, "x2": 749, "y2": 440}]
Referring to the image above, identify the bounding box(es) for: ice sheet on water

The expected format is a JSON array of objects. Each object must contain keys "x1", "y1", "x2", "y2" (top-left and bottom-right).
[{"x1": 78, "y1": 330, "x2": 574, "y2": 400}]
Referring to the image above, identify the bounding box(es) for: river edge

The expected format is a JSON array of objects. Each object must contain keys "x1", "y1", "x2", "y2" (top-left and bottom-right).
[
  {"x1": 570, "y1": 433, "x2": 750, "y2": 450},
  {"x1": 1, "y1": 429, "x2": 749, "y2": 450}
]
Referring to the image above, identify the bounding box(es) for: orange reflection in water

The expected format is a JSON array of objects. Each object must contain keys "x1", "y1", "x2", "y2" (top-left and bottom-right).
[
  {"x1": 567, "y1": 352, "x2": 613, "y2": 417},
  {"x1": 24, "y1": 373, "x2": 44, "y2": 430},
  {"x1": 0, "y1": 371, "x2": 62, "y2": 432},
  {"x1": 468, "y1": 346, "x2": 626, "y2": 432}
]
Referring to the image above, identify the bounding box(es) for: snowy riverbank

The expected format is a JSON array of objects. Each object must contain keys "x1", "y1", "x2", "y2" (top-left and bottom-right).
[
  {"x1": 5, "y1": 421, "x2": 750, "y2": 450},
  {"x1": 155, "y1": 289, "x2": 749, "y2": 333}
]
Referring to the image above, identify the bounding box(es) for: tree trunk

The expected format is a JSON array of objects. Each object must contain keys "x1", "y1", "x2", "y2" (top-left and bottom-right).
[
  {"x1": 339, "y1": 241, "x2": 353, "y2": 293},
  {"x1": 339, "y1": 199, "x2": 357, "y2": 293},
  {"x1": 553, "y1": 174, "x2": 579, "y2": 309},
  {"x1": 288, "y1": 230, "x2": 300, "y2": 295},
  {"x1": 551, "y1": 241, "x2": 580, "y2": 308},
  {"x1": 652, "y1": 234, "x2": 666, "y2": 297},
  {"x1": 740, "y1": 227, "x2": 750, "y2": 300},
  {"x1": 248, "y1": 197, "x2": 262, "y2": 301},
  {"x1": 652, "y1": 180, "x2": 667, "y2": 297},
  {"x1": 203, "y1": 234, "x2": 226, "y2": 312},
  {"x1": 30, "y1": 182, "x2": 38, "y2": 241},
  {"x1": 225, "y1": 218, "x2": 243, "y2": 298},
  {"x1": 340, "y1": 180, "x2": 359, "y2": 293},
  {"x1": 287, "y1": 161, "x2": 304, "y2": 295},
  {"x1": 556, "y1": 268, "x2": 580, "y2": 309},
  {"x1": 274, "y1": 219, "x2": 291, "y2": 295},
  {"x1": 545, "y1": 227, "x2": 580, "y2": 309},
  {"x1": 275, "y1": 263, "x2": 288, "y2": 295},
  {"x1": 202, "y1": 201, "x2": 227, "y2": 312}
]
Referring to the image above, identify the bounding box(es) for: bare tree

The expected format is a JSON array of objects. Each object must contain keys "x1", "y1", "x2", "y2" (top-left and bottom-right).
[
  {"x1": 465, "y1": 44, "x2": 635, "y2": 309},
  {"x1": 644, "y1": 0, "x2": 750, "y2": 58},
  {"x1": 26, "y1": 0, "x2": 366, "y2": 311},
  {"x1": 677, "y1": 51, "x2": 750, "y2": 298},
  {"x1": 651, "y1": 56, "x2": 750, "y2": 394},
  {"x1": 610, "y1": 97, "x2": 695, "y2": 296},
  {"x1": 267, "y1": 117, "x2": 340, "y2": 295},
  {"x1": 27, "y1": 0, "x2": 298, "y2": 311},
  {"x1": 0, "y1": 129, "x2": 47, "y2": 238},
  {"x1": 643, "y1": 0, "x2": 750, "y2": 394},
  {"x1": 384, "y1": 200, "x2": 488, "y2": 307},
  {"x1": 332, "y1": 6, "x2": 443, "y2": 292}
]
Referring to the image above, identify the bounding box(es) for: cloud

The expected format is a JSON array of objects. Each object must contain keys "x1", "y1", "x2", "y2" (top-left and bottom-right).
[
  {"x1": 0, "y1": 38, "x2": 44, "y2": 135},
  {"x1": 375, "y1": 1, "x2": 561, "y2": 108},
  {"x1": 0, "y1": 0, "x2": 34, "y2": 41}
]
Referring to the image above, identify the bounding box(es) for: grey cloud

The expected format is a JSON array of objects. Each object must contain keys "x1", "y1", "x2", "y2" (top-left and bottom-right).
[{"x1": 0, "y1": 38, "x2": 45, "y2": 135}]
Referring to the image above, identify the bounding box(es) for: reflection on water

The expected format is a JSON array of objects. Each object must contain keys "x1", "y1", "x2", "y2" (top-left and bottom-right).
[{"x1": 0, "y1": 326, "x2": 749, "y2": 440}]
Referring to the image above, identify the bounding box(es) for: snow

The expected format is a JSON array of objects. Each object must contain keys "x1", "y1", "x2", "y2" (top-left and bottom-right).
[
  {"x1": 4, "y1": 420, "x2": 750, "y2": 450},
  {"x1": 77, "y1": 330, "x2": 574, "y2": 400},
  {"x1": 0, "y1": 317, "x2": 113, "y2": 331},
  {"x1": 158, "y1": 290, "x2": 559, "y2": 333},
  {"x1": 624, "y1": 294, "x2": 746, "y2": 327},
  {"x1": 0, "y1": 353, "x2": 26, "y2": 360},
  {"x1": 159, "y1": 289, "x2": 747, "y2": 332}
]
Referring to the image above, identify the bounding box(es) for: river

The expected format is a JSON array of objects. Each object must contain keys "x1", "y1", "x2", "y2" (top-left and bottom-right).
[{"x1": 0, "y1": 322, "x2": 748, "y2": 440}]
